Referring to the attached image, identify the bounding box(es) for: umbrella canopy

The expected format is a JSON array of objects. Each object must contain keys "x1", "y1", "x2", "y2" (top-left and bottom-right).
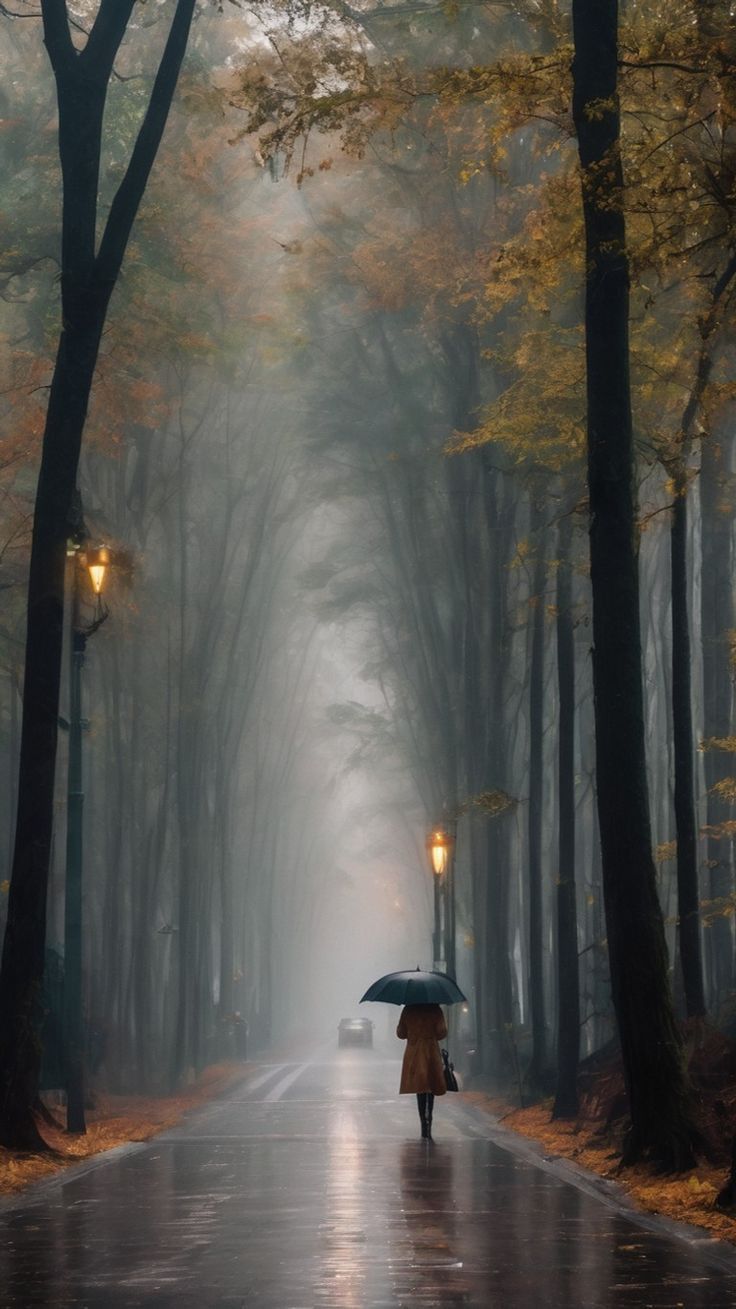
[{"x1": 360, "y1": 968, "x2": 466, "y2": 1007}]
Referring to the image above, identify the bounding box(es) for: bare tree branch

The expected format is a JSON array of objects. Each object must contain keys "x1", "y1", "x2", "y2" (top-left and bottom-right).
[
  {"x1": 39, "y1": 0, "x2": 73, "y2": 69},
  {"x1": 0, "y1": 3, "x2": 42, "y2": 16},
  {"x1": 81, "y1": 0, "x2": 137, "y2": 79},
  {"x1": 95, "y1": 0, "x2": 196, "y2": 283}
]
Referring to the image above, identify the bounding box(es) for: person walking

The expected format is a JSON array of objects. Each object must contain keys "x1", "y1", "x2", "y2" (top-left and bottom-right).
[{"x1": 396, "y1": 1003, "x2": 448, "y2": 1138}]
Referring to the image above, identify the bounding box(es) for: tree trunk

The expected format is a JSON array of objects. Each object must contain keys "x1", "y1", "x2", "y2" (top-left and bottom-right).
[
  {"x1": 0, "y1": 317, "x2": 105, "y2": 1150},
  {"x1": 481, "y1": 461, "x2": 515, "y2": 1078},
  {"x1": 700, "y1": 424, "x2": 734, "y2": 1007},
  {"x1": 552, "y1": 510, "x2": 580, "y2": 1118},
  {"x1": 0, "y1": 0, "x2": 196, "y2": 1149},
  {"x1": 665, "y1": 253, "x2": 736, "y2": 1020},
  {"x1": 571, "y1": 0, "x2": 698, "y2": 1168},
  {"x1": 488, "y1": 820, "x2": 514, "y2": 1077},
  {"x1": 670, "y1": 466, "x2": 706, "y2": 1017},
  {"x1": 527, "y1": 504, "x2": 547, "y2": 1088}
]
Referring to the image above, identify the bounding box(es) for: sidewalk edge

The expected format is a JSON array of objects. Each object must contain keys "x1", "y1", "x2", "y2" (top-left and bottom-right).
[{"x1": 455, "y1": 1096, "x2": 736, "y2": 1277}]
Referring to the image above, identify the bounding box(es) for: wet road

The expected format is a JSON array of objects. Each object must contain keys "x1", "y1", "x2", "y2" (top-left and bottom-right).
[{"x1": 2, "y1": 1043, "x2": 736, "y2": 1307}]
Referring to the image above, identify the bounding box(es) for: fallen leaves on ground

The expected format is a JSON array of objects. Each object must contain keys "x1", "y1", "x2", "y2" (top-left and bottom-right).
[
  {"x1": 0, "y1": 1062, "x2": 249, "y2": 1196},
  {"x1": 463, "y1": 1091, "x2": 736, "y2": 1242}
]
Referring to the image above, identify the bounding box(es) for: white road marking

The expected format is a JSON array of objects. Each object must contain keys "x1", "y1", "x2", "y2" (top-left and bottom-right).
[
  {"x1": 244, "y1": 1064, "x2": 288, "y2": 1092},
  {"x1": 263, "y1": 1062, "x2": 312, "y2": 1102}
]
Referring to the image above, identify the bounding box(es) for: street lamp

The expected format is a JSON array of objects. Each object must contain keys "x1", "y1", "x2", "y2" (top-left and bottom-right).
[
  {"x1": 426, "y1": 823, "x2": 457, "y2": 980},
  {"x1": 83, "y1": 544, "x2": 111, "y2": 598},
  {"x1": 430, "y1": 828, "x2": 450, "y2": 877},
  {"x1": 64, "y1": 537, "x2": 111, "y2": 1134},
  {"x1": 427, "y1": 826, "x2": 450, "y2": 973}
]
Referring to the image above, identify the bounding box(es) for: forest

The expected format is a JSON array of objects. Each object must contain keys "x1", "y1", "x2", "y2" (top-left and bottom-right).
[{"x1": 0, "y1": 0, "x2": 735, "y2": 1185}]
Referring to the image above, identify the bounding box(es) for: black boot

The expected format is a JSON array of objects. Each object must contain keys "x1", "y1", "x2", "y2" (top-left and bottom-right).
[
  {"x1": 417, "y1": 1093, "x2": 429, "y2": 1137},
  {"x1": 425, "y1": 1093, "x2": 434, "y2": 1140}
]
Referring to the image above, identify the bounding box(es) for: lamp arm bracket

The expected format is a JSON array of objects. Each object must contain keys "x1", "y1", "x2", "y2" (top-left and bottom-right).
[{"x1": 80, "y1": 603, "x2": 110, "y2": 639}]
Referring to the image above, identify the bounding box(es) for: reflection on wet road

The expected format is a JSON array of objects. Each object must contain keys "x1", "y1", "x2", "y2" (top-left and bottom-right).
[{"x1": 1, "y1": 1045, "x2": 735, "y2": 1306}]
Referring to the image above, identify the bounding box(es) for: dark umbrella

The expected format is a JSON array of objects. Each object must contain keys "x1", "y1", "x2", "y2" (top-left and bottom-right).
[{"x1": 360, "y1": 968, "x2": 466, "y2": 1006}]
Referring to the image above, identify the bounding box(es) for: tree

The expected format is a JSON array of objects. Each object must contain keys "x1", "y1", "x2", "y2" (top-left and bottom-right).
[
  {"x1": 527, "y1": 498, "x2": 548, "y2": 1089},
  {"x1": 700, "y1": 414, "x2": 735, "y2": 1006},
  {"x1": 571, "y1": 0, "x2": 698, "y2": 1168},
  {"x1": 552, "y1": 506, "x2": 580, "y2": 1119},
  {"x1": 226, "y1": 0, "x2": 736, "y2": 1139},
  {"x1": 0, "y1": 0, "x2": 196, "y2": 1151},
  {"x1": 668, "y1": 260, "x2": 736, "y2": 1022}
]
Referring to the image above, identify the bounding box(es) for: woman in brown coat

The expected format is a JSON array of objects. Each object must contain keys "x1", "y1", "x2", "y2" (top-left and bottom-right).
[{"x1": 396, "y1": 1003, "x2": 448, "y2": 1138}]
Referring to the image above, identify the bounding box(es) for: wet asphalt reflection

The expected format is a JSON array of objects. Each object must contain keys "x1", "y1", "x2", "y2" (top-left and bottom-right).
[{"x1": 1, "y1": 1043, "x2": 736, "y2": 1307}]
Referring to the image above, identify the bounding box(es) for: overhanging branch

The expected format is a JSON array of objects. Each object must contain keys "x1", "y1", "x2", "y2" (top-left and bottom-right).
[
  {"x1": 81, "y1": 0, "x2": 137, "y2": 80},
  {"x1": 95, "y1": 0, "x2": 196, "y2": 286},
  {"x1": 40, "y1": 0, "x2": 73, "y2": 69}
]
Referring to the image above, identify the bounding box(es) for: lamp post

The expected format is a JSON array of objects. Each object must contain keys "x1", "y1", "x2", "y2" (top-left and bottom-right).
[
  {"x1": 64, "y1": 541, "x2": 110, "y2": 1133},
  {"x1": 427, "y1": 823, "x2": 457, "y2": 979},
  {"x1": 427, "y1": 827, "x2": 448, "y2": 974},
  {"x1": 445, "y1": 818, "x2": 457, "y2": 981}
]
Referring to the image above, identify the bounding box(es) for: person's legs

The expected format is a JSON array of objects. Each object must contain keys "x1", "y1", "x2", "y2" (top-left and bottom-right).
[
  {"x1": 425, "y1": 1093, "x2": 434, "y2": 1138},
  {"x1": 416, "y1": 1093, "x2": 428, "y2": 1136}
]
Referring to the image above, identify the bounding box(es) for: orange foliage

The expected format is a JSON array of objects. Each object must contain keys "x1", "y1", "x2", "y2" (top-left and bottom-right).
[
  {"x1": 464, "y1": 1088, "x2": 736, "y2": 1244},
  {"x1": 0, "y1": 1062, "x2": 248, "y2": 1196}
]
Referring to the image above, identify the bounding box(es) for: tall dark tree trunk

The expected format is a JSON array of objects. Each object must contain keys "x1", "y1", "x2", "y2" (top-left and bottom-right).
[
  {"x1": 0, "y1": 0, "x2": 196, "y2": 1150},
  {"x1": 101, "y1": 643, "x2": 127, "y2": 1053},
  {"x1": 0, "y1": 317, "x2": 105, "y2": 1149},
  {"x1": 572, "y1": 0, "x2": 698, "y2": 1168},
  {"x1": 481, "y1": 462, "x2": 515, "y2": 1078},
  {"x1": 6, "y1": 673, "x2": 20, "y2": 879},
  {"x1": 443, "y1": 325, "x2": 481, "y2": 985},
  {"x1": 700, "y1": 423, "x2": 734, "y2": 1008},
  {"x1": 666, "y1": 253, "x2": 736, "y2": 1021},
  {"x1": 670, "y1": 467, "x2": 706, "y2": 1018},
  {"x1": 527, "y1": 504, "x2": 547, "y2": 1089},
  {"x1": 487, "y1": 821, "x2": 514, "y2": 1076},
  {"x1": 696, "y1": 0, "x2": 735, "y2": 1015},
  {"x1": 670, "y1": 252, "x2": 736, "y2": 1018},
  {"x1": 552, "y1": 510, "x2": 580, "y2": 1119}
]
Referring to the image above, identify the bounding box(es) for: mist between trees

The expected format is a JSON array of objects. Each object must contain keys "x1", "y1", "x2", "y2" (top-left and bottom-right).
[{"x1": 0, "y1": 0, "x2": 735, "y2": 1167}]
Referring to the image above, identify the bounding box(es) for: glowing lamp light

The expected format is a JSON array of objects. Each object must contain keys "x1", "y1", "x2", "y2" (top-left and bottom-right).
[
  {"x1": 86, "y1": 545, "x2": 110, "y2": 595},
  {"x1": 430, "y1": 828, "x2": 449, "y2": 877}
]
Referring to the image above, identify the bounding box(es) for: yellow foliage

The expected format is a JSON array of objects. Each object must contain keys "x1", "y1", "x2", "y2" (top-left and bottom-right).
[
  {"x1": 468, "y1": 788, "x2": 517, "y2": 818},
  {"x1": 655, "y1": 841, "x2": 677, "y2": 864},
  {"x1": 710, "y1": 778, "x2": 736, "y2": 803},
  {"x1": 230, "y1": 0, "x2": 736, "y2": 483},
  {"x1": 701, "y1": 737, "x2": 736, "y2": 753},
  {"x1": 701, "y1": 821, "x2": 736, "y2": 840},
  {"x1": 699, "y1": 895, "x2": 736, "y2": 925},
  {"x1": 511, "y1": 538, "x2": 532, "y2": 564}
]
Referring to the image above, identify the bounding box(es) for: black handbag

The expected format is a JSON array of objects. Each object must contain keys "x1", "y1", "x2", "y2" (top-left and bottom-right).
[{"x1": 441, "y1": 1048, "x2": 458, "y2": 1092}]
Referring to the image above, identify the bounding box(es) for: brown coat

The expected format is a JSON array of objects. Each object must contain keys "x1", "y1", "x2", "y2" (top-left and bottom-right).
[{"x1": 396, "y1": 1003, "x2": 448, "y2": 1095}]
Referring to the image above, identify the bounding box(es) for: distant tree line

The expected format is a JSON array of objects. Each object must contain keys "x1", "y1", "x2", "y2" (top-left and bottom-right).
[{"x1": 232, "y1": 0, "x2": 736, "y2": 1169}]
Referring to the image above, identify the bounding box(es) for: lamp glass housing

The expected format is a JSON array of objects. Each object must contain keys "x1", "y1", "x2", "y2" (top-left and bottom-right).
[
  {"x1": 430, "y1": 830, "x2": 449, "y2": 876},
  {"x1": 86, "y1": 545, "x2": 110, "y2": 595}
]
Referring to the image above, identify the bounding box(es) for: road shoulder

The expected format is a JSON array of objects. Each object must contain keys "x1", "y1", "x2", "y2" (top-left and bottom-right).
[
  {"x1": 456, "y1": 1092, "x2": 736, "y2": 1275},
  {"x1": 0, "y1": 1061, "x2": 249, "y2": 1204}
]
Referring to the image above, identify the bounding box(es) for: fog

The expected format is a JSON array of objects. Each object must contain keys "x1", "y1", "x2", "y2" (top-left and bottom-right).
[{"x1": 0, "y1": 0, "x2": 733, "y2": 1127}]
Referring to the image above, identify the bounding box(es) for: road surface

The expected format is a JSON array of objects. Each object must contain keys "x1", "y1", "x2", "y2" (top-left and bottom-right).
[{"x1": 2, "y1": 1041, "x2": 736, "y2": 1307}]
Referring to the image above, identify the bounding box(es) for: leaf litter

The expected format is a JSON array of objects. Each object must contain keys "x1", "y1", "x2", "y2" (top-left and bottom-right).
[{"x1": 0, "y1": 1062, "x2": 248, "y2": 1195}]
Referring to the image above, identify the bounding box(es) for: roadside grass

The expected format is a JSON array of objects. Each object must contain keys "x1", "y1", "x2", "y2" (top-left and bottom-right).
[{"x1": 0, "y1": 1062, "x2": 248, "y2": 1195}]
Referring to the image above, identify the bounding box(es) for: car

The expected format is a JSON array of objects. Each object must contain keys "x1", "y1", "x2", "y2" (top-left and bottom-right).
[{"x1": 338, "y1": 1017, "x2": 374, "y2": 1048}]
